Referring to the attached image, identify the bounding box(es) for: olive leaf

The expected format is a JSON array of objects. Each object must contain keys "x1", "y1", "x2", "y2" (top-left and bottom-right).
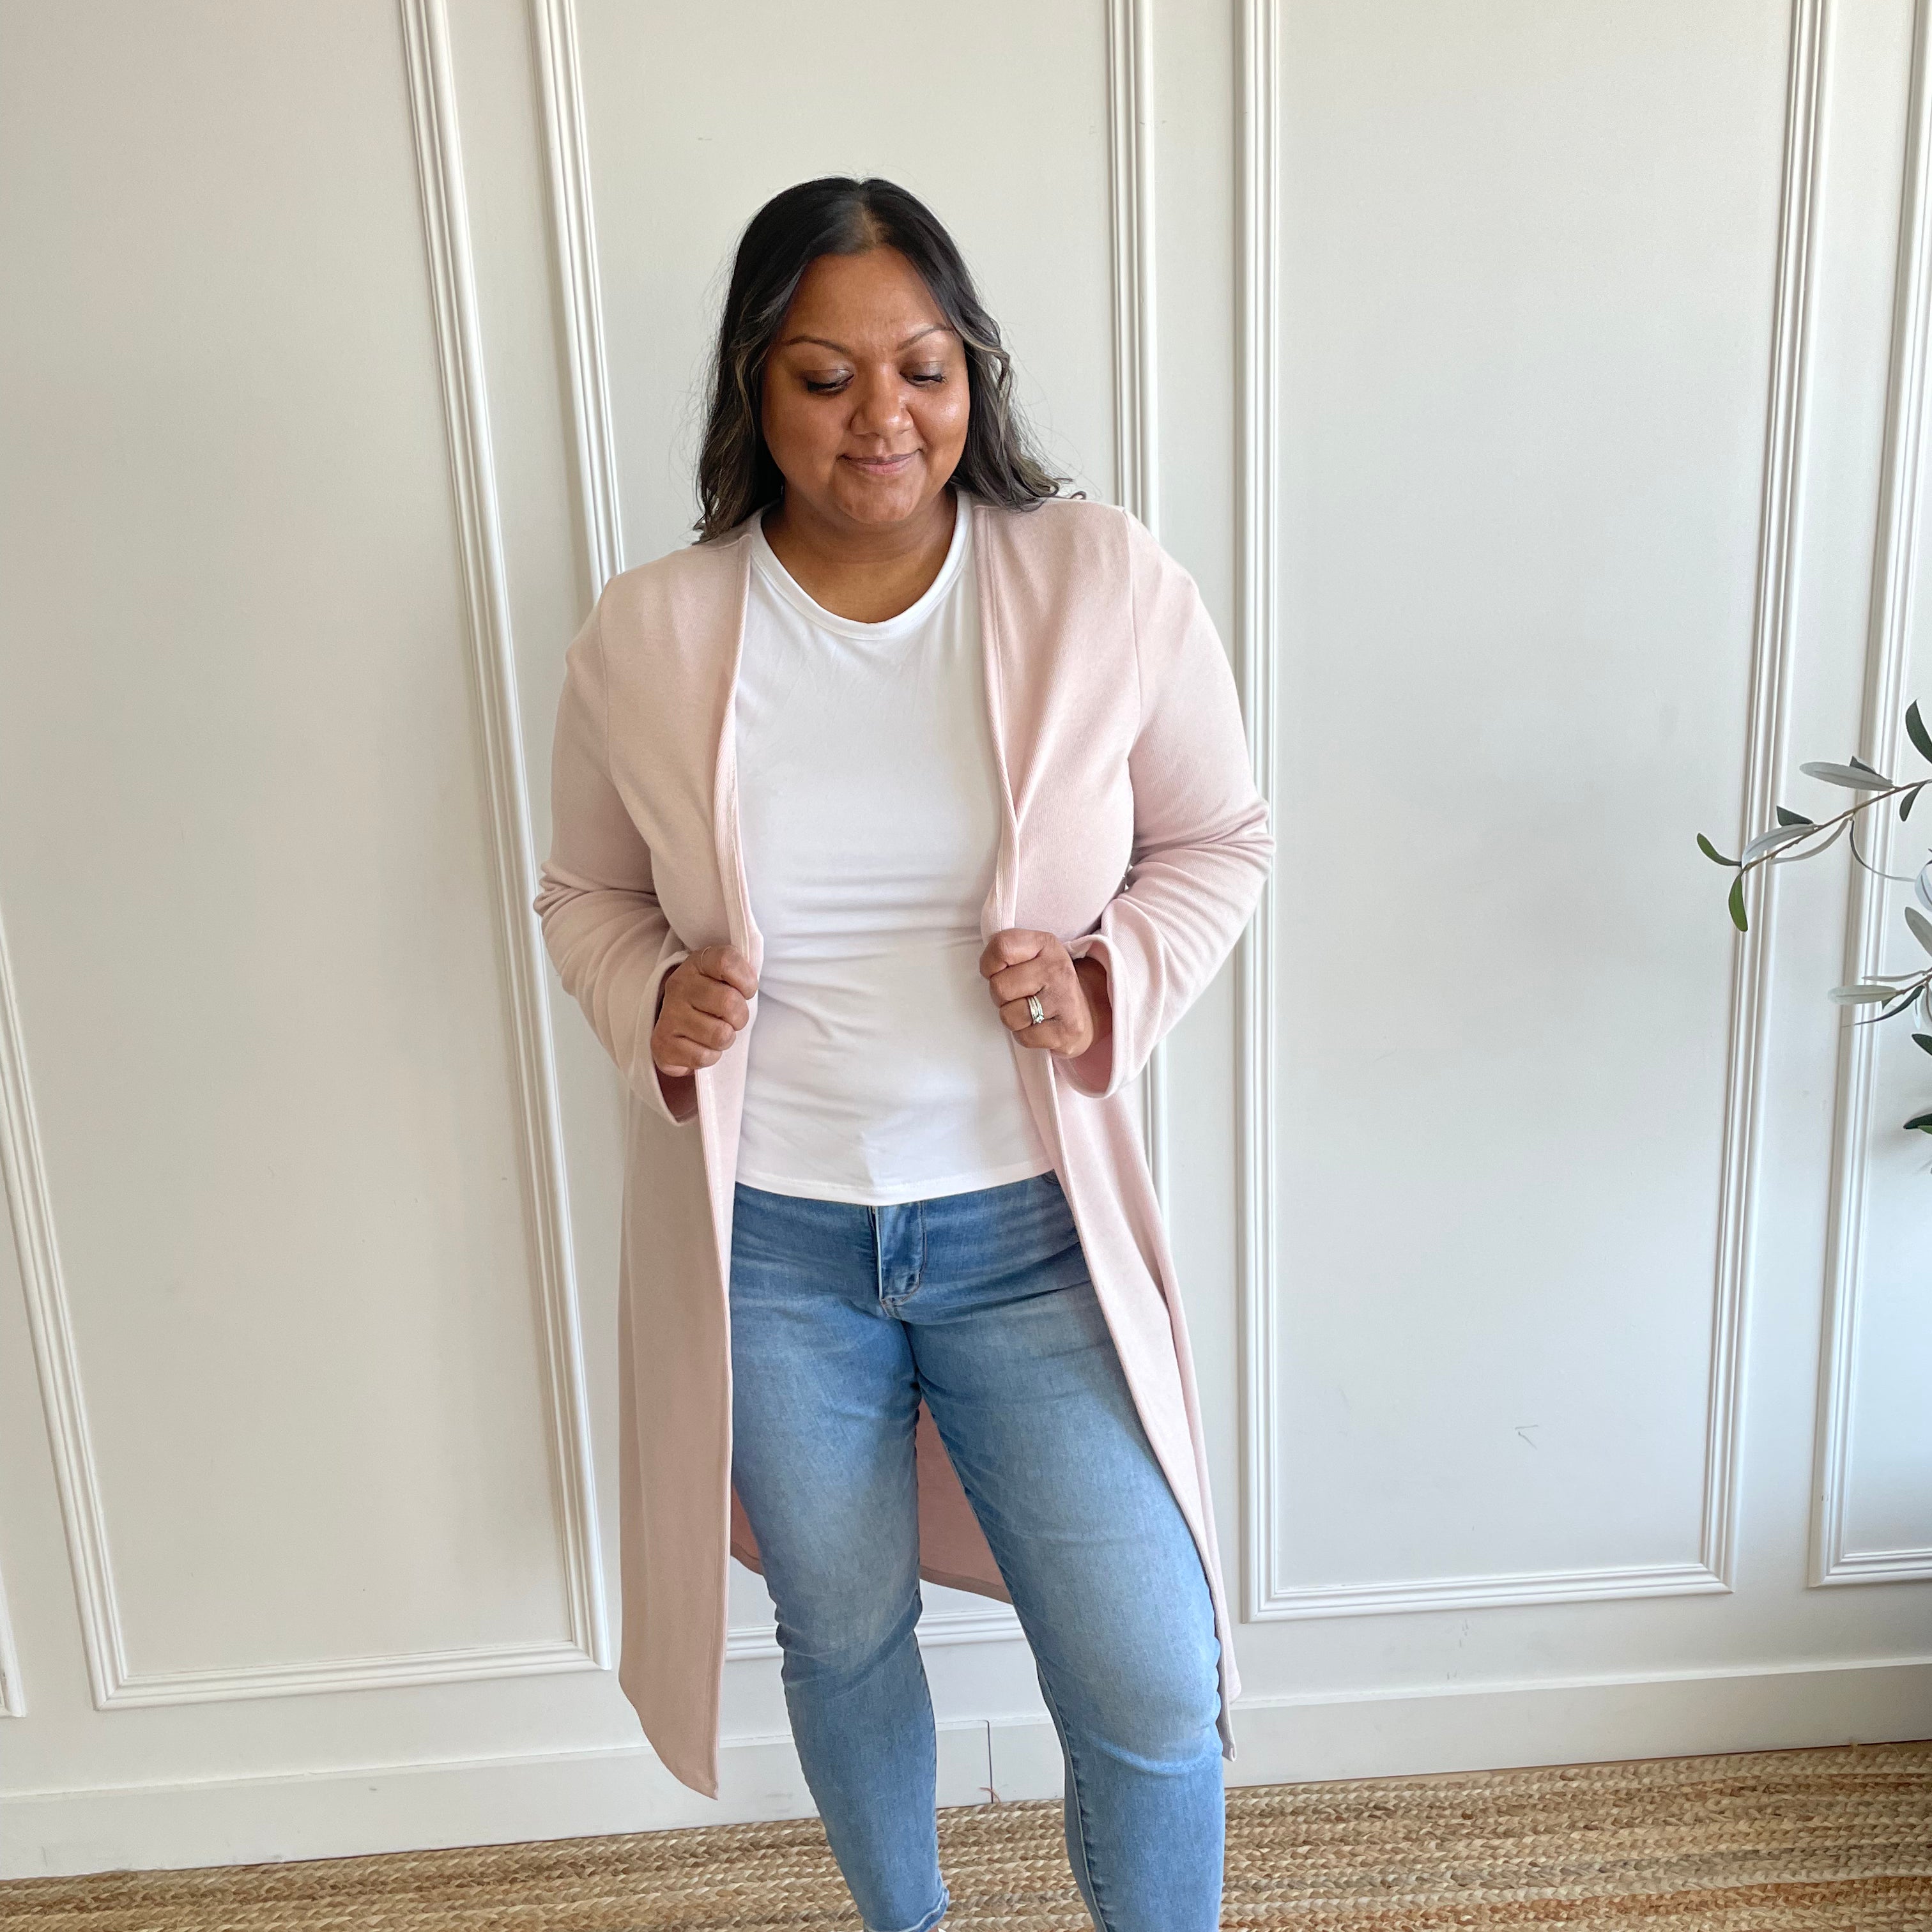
[
  {"x1": 1870, "y1": 986, "x2": 1930, "y2": 1022},
  {"x1": 1907, "y1": 698, "x2": 1932, "y2": 763},
  {"x1": 1743, "y1": 823, "x2": 1814, "y2": 861},
  {"x1": 1700, "y1": 702, "x2": 1932, "y2": 1163},
  {"x1": 1800, "y1": 760, "x2": 1896, "y2": 790}
]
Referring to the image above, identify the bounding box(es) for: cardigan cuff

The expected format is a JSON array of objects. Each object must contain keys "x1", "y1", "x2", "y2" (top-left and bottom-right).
[
  {"x1": 1060, "y1": 931, "x2": 1123, "y2": 1099},
  {"x1": 630, "y1": 946, "x2": 699, "y2": 1126}
]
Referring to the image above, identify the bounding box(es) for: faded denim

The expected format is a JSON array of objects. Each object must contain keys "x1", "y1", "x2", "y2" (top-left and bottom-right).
[{"x1": 728, "y1": 1167, "x2": 1225, "y2": 1932}]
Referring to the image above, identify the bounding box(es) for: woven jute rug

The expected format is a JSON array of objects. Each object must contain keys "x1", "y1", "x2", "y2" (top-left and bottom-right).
[{"x1": 5, "y1": 1740, "x2": 1928, "y2": 1930}]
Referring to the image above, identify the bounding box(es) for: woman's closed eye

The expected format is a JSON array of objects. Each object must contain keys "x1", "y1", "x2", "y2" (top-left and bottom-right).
[{"x1": 802, "y1": 367, "x2": 948, "y2": 394}]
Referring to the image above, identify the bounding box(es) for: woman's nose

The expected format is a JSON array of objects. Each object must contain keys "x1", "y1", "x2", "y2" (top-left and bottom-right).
[{"x1": 848, "y1": 368, "x2": 910, "y2": 439}]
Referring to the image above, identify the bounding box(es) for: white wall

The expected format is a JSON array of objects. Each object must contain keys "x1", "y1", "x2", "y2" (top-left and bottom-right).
[{"x1": 1, "y1": 0, "x2": 1926, "y2": 1881}]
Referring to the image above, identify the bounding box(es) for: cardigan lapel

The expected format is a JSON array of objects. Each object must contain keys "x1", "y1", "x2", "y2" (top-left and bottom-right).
[
  {"x1": 693, "y1": 521, "x2": 758, "y2": 1292},
  {"x1": 969, "y1": 494, "x2": 1068, "y2": 1179},
  {"x1": 970, "y1": 491, "x2": 1020, "y2": 947},
  {"x1": 712, "y1": 523, "x2": 763, "y2": 981}
]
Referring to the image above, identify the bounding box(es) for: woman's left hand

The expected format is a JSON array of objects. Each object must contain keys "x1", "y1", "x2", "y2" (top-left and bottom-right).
[{"x1": 980, "y1": 928, "x2": 1112, "y2": 1061}]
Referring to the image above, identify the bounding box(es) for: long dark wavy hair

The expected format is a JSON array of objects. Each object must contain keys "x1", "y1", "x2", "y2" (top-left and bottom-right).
[{"x1": 693, "y1": 176, "x2": 1071, "y2": 541}]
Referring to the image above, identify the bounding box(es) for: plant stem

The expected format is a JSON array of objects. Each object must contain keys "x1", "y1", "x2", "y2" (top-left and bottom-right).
[{"x1": 1740, "y1": 780, "x2": 1924, "y2": 885}]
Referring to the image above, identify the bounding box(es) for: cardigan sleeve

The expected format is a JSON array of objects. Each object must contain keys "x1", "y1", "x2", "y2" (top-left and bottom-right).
[
  {"x1": 531, "y1": 599, "x2": 699, "y2": 1128},
  {"x1": 1058, "y1": 513, "x2": 1273, "y2": 1100}
]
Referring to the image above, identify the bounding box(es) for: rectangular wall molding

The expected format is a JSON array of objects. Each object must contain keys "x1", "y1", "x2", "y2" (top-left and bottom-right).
[
  {"x1": 1236, "y1": 0, "x2": 1824, "y2": 1621},
  {"x1": 0, "y1": 0, "x2": 612, "y2": 1713},
  {"x1": 1813, "y1": 0, "x2": 1932, "y2": 1590}
]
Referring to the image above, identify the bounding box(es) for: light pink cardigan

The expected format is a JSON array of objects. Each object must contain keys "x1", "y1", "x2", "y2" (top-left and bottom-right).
[{"x1": 534, "y1": 492, "x2": 1273, "y2": 1798}]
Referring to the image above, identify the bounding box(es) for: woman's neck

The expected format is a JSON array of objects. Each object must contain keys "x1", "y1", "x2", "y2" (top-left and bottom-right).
[{"x1": 760, "y1": 487, "x2": 958, "y2": 624}]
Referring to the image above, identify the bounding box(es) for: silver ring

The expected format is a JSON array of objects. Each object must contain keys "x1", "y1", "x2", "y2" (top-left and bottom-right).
[{"x1": 1026, "y1": 993, "x2": 1046, "y2": 1027}]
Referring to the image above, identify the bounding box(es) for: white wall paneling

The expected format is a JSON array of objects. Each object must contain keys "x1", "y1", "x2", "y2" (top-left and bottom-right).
[
  {"x1": 1813, "y1": 0, "x2": 1932, "y2": 1588},
  {"x1": 398, "y1": 0, "x2": 610, "y2": 1680},
  {"x1": 532, "y1": 0, "x2": 625, "y2": 594},
  {"x1": 1105, "y1": 0, "x2": 1174, "y2": 1208},
  {"x1": 0, "y1": 1646, "x2": 18, "y2": 1724},
  {"x1": 0, "y1": 894, "x2": 112, "y2": 1710},
  {"x1": 0, "y1": 0, "x2": 602, "y2": 1721},
  {"x1": 1108, "y1": 0, "x2": 1160, "y2": 528},
  {"x1": 1236, "y1": 0, "x2": 1284, "y2": 1627},
  {"x1": 0, "y1": 1558, "x2": 22, "y2": 1717},
  {"x1": 1242, "y1": 0, "x2": 1817, "y2": 1621}
]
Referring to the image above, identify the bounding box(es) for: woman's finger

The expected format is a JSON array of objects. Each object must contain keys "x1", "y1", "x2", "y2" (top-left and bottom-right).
[
  {"x1": 654, "y1": 1021, "x2": 726, "y2": 1074},
  {"x1": 998, "y1": 977, "x2": 1089, "y2": 1054},
  {"x1": 667, "y1": 1004, "x2": 737, "y2": 1051},
  {"x1": 1000, "y1": 992, "x2": 1047, "y2": 1033},
  {"x1": 696, "y1": 943, "x2": 758, "y2": 998},
  {"x1": 985, "y1": 944, "x2": 1068, "y2": 1009},
  {"x1": 680, "y1": 972, "x2": 753, "y2": 1030}
]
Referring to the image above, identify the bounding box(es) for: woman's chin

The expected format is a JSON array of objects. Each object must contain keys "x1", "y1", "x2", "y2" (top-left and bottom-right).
[{"x1": 829, "y1": 466, "x2": 931, "y2": 525}]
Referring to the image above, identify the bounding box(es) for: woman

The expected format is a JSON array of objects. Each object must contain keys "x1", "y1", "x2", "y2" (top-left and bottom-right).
[{"x1": 534, "y1": 176, "x2": 1271, "y2": 1932}]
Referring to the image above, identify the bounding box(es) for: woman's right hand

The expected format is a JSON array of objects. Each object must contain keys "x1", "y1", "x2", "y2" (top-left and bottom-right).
[{"x1": 652, "y1": 944, "x2": 758, "y2": 1077}]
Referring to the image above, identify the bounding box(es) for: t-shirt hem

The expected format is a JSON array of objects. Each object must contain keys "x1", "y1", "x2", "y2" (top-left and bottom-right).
[{"x1": 735, "y1": 1151, "x2": 1057, "y2": 1208}]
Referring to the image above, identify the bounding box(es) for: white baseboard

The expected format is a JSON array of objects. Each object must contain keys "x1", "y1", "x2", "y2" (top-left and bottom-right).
[
  {"x1": 6, "y1": 1657, "x2": 1928, "y2": 1880},
  {"x1": 989, "y1": 1653, "x2": 1932, "y2": 1798},
  {"x1": 0, "y1": 1723, "x2": 996, "y2": 1882}
]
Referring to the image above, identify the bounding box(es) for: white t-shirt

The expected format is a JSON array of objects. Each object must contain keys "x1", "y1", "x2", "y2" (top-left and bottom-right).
[{"x1": 732, "y1": 493, "x2": 1056, "y2": 1205}]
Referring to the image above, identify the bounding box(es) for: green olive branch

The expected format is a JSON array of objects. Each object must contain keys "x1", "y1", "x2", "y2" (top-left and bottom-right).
[{"x1": 1697, "y1": 698, "x2": 1932, "y2": 1145}]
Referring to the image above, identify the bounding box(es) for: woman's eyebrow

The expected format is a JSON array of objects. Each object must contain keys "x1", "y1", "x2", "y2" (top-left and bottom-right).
[{"x1": 778, "y1": 324, "x2": 951, "y2": 353}]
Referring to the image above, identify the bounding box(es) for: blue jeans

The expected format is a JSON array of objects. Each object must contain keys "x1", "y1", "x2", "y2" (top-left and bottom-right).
[{"x1": 727, "y1": 1168, "x2": 1225, "y2": 1932}]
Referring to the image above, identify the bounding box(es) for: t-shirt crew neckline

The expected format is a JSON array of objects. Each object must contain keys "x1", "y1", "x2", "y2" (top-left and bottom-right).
[{"x1": 749, "y1": 489, "x2": 972, "y2": 641}]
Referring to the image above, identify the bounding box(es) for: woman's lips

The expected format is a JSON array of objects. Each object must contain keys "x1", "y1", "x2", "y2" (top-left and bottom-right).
[{"x1": 843, "y1": 450, "x2": 916, "y2": 473}]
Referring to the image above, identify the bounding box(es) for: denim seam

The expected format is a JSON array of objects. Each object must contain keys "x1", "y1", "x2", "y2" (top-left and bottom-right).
[
  {"x1": 914, "y1": 1395, "x2": 1110, "y2": 1928},
  {"x1": 1034, "y1": 1660, "x2": 1115, "y2": 1932}
]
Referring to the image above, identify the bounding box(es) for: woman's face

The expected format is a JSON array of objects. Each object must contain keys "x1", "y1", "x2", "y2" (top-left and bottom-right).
[{"x1": 760, "y1": 245, "x2": 970, "y2": 533}]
